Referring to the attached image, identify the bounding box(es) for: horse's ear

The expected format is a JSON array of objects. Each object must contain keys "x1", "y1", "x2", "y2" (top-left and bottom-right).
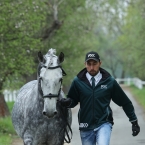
[
  {"x1": 58, "y1": 52, "x2": 64, "y2": 63},
  {"x1": 38, "y1": 51, "x2": 44, "y2": 62}
]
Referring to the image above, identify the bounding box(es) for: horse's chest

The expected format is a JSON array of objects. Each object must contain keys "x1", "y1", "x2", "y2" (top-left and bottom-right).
[
  {"x1": 37, "y1": 117, "x2": 63, "y2": 133},
  {"x1": 33, "y1": 118, "x2": 64, "y2": 144}
]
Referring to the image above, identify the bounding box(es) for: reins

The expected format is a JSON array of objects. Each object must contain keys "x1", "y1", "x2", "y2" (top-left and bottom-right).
[{"x1": 57, "y1": 101, "x2": 73, "y2": 143}]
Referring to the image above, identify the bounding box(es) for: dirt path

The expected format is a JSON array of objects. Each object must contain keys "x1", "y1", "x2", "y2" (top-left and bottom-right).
[
  {"x1": 11, "y1": 138, "x2": 23, "y2": 145},
  {"x1": 110, "y1": 86, "x2": 145, "y2": 145}
]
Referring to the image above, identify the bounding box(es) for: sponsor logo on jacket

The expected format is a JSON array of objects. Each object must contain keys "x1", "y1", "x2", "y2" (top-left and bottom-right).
[
  {"x1": 101, "y1": 85, "x2": 107, "y2": 89},
  {"x1": 79, "y1": 123, "x2": 88, "y2": 128}
]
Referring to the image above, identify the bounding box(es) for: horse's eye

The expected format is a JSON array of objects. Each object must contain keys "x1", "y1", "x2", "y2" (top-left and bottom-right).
[{"x1": 59, "y1": 78, "x2": 62, "y2": 82}]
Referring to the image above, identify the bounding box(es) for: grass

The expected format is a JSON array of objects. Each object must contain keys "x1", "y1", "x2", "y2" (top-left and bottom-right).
[
  {"x1": 7, "y1": 102, "x2": 15, "y2": 113},
  {"x1": 0, "y1": 101, "x2": 17, "y2": 145},
  {"x1": 0, "y1": 133, "x2": 12, "y2": 145},
  {"x1": 129, "y1": 85, "x2": 145, "y2": 109}
]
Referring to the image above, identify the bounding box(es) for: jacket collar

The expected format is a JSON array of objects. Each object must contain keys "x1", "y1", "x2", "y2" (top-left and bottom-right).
[{"x1": 77, "y1": 67, "x2": 111, "y2": 83}]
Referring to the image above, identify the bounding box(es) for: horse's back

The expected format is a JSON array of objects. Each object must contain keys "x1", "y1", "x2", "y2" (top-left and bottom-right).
[{"x1": 12, "y1": 80, "x2": 39, "y2": 137}]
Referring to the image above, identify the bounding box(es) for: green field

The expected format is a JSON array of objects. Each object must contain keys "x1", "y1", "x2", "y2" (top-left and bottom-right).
[{"x1": 129, "y1": 85, "x2": 145, "y2": 110}]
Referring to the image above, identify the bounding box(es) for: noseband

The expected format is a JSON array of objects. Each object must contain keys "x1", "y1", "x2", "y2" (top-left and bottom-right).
[{"x1": 38, "y1": 64, "x2": 67, "y2": 98}]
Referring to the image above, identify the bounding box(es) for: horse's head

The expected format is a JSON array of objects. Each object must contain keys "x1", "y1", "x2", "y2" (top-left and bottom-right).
[{"x1": 37, "y1": 48, "x2": 66, "y2": 118}]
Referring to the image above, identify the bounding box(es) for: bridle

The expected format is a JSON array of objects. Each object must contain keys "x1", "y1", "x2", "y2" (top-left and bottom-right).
[
  {"x1": 37, "y1": 63, "x2": 72, "y2": 143},
  {"x1": 38, "y1": 64, "x2": 66, "y2": 99}
]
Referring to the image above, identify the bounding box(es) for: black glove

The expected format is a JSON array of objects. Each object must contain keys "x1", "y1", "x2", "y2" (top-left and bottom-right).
[
  {"x1": 131, "y1": 120, "x2": 140, "y2": 136},
  {"x1": 60, "y1": 98, "x2": 72, "y2": 107}
]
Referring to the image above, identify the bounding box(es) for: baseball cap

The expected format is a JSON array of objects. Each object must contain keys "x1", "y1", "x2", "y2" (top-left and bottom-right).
[{"x1": 85, "y1": 51, "x2": 100, "y2": 62}]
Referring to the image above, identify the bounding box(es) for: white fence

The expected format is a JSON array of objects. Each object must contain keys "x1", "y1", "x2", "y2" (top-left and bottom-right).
[
  {"x1": 3, "y1": 77, "x2": 145, "y2": 102},
  {"x1": 116, "y1": 77, "x2": 145, "y2": 89},
  {"x1": 3, "y1": 90, "x2": 18, "y2": 102}
]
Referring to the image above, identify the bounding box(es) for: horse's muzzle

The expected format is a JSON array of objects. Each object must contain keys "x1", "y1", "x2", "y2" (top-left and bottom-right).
[{"x1": 42, "y1": 110, "x2": 58, "y2": 118}]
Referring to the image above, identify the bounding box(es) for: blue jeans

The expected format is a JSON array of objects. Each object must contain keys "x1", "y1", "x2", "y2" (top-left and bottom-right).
[{"x1": 80, "y1": 122, "x2": 112, "y2": 145}]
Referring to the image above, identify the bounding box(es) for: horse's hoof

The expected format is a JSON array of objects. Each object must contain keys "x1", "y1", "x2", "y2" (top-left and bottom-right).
[{"x1": 24, "y1": 138, "x2": 32, "y2": 145}]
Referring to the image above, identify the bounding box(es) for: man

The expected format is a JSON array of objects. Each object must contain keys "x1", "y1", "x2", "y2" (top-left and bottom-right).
[{"x1": 60, "y1": 51, "x2": 140, "y2": 145}]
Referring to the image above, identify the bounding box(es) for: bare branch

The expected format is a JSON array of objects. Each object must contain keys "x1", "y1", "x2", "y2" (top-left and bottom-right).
[
  {"x1": 41, "y1": 0, "x2": 64, "y2": 40},
  {"x1": 41, "y1": 20, "x2": 63, "y2": 41},
  {"x1": 53, "y1": 4, "x2": 58, "y2": 21}
]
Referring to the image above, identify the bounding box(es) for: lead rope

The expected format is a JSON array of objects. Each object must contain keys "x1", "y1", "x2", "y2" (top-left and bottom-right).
[{"x1": 58, "y1": 101, "x2": 73, "y2": 143}]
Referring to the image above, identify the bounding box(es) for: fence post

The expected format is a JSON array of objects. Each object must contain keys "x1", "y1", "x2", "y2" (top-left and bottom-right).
[
  {"x1": 138, "y1": 79, "x2": 143, "y2": 89},
  {"x1": 127, "y1": 78, "x2": 131, "y2": 86},
  {"x1": 3, "y1": 90, "x2": 18, "y2": 102},
  {"x1": 116, "y1": 78, "x2": 120, "y2": 84}
]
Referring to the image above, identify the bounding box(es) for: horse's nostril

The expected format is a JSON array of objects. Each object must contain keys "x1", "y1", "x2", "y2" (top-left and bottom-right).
[
  {"x1": 43, "y1": 111, "x2": 47, "y2": 116},
  {"x1": 54, "y1": 111, "x2": 57, "y2": 115}
]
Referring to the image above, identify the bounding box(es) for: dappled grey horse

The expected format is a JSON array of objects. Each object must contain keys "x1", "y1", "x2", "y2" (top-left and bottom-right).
[{"x1": 12, "y1": 49, "x2": 72, "y2": 145}]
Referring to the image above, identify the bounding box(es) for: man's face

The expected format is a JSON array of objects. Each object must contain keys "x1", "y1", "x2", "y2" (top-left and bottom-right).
[{"x1": 85, "y1": 59, "x2": 101, "y2": 76}]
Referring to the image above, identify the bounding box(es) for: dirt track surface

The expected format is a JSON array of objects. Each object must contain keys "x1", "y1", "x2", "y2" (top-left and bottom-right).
[
  {"x1": 11, "y1": 138, "x2": 23, "y2": 145},
  {"x1": 12, "y1": 86, "x2": 145, "y2": 145}
]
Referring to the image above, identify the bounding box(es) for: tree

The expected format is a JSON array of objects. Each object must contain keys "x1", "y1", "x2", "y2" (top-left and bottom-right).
[
  {"x1": 39, "y1": 0, "x2": 100, "y2": 85},
  {"x1": 86, "y1": 0, "x2": 129, "y2": 78},
  {"x1": 0, "y1": 96, "x2": 10, "y2": 117},
  {"x1": 0, "y1": 0, "x2": 99, "y2": 117},
  {"x1": 0, "y1": 0, "x2": 46, "y2": 117},
  {"x1": 117, "y1": 0, "x2": 145, "y2": 79}
]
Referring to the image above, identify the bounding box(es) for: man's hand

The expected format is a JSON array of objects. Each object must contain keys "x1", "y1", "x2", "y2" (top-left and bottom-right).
[
  {"x1": 131, "y1": 120, "x2": 140, "y2": 136},
  {"x1": 60, "y1": 98, "x2": 72, "y2": 107}
]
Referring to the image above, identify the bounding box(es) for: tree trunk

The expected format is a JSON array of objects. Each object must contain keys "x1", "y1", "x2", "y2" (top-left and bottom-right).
[
  {"x1": 23, "y1": 72, "x2": 37, "y2": 83},
  {"x1": 121, "y1": 70, "x2": 125, "y2": 78},
  {"x1": 0, "y1": 92, "x2": 10, "y2": 118},
  {"x1": 120, "y1": 70, "x2": 125, "y2": 84}
]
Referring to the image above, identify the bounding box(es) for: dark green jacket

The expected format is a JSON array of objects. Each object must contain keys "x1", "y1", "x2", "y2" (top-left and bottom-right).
[{"x1": 67, "y1": 67, "x2": 137, "y2": 131}]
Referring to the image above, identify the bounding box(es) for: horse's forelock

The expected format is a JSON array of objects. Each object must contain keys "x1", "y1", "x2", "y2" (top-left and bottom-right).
[
  {"x1": 42, "y1": 50, "x2": 58, "y2": 69},
  {"x1": 47, "y1": 48, "x2": 56, "y2": 55}
]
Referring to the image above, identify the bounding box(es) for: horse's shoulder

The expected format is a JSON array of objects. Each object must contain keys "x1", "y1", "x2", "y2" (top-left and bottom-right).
[
  {"x1": 19, "y1": 80, "x2": 37, "y2": 92},
  {"x1": 16, "y1": 80, "x2": 38, "y2": 100}
]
